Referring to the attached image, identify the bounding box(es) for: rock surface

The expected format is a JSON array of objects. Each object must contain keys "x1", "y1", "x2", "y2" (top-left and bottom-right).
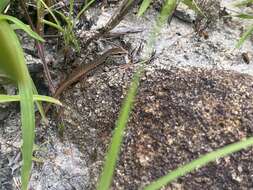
[{"x1": 60, "y1": 65, "x2": 253, "y2": 189}]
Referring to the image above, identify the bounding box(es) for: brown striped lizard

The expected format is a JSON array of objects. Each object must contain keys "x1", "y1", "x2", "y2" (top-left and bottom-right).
[{"x1": 44, "y1": 47, "x2": 127, "y2": 114}]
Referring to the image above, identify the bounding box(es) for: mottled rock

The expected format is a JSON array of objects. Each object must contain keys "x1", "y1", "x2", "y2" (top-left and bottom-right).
[
  {"x1": 61, "y1": 66, "x2": 253, "y2": 189},
  {"x1": 0, "y1": 152, "x2": 13, "y2": 190}
]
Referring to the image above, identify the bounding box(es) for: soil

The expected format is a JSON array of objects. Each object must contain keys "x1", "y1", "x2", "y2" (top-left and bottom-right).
[{"x1": 1, "y1": 0, "x2": 253, "y2": 190}]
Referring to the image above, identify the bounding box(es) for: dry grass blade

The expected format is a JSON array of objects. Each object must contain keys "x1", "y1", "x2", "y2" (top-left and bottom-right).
[
  {"x1": 0, "y1": 16, "x2": 60, "y2": 189},
  {"x1": 84, "y1": 0, "x2": 139, "y2": 47},
  {"x1": 144, "y1": 138, "x2": 253, "y2": 190},
  {"x1": 0, "y1": 20, "x2": 35, "y2": 190}
]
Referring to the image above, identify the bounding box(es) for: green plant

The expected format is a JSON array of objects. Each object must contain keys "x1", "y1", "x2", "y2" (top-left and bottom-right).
[
  {"x1": 144, "y1": 138, "x2": 253, "y2": 190},
  {"x1": 0, "y1": 3, "x2": 61, "y2": 190},
  {"x1": 37, "y1": 0, "x2": 96, "y2": 52},
  {"x1": 138, "y1": 0, "x2": 204, "y2": 17},
  {"x1": 0, "y1": 0, "x2": 9, "y2": 13},
  {"x1": 97, "y1": 1, "x2": 178, "y2": 189},
  {"x1": 97, "y1": 0, "x2": 253, "y2": 190},
  {"x1": 234, "y1": 0, "x2": 253, "y2": 7},
  {"x1": 3, "y1": 1, "x2": 253, "y2": 189},
  {"x1": 231, "y1": 0, "x2": 253, "y2": 47}
]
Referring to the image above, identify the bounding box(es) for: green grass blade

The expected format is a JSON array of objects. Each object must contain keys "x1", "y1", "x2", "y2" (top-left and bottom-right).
[
  {"x1": 42, "y1": 19, "x2": 64, "y2": 32},
  {"x1": 0, "y1": 94, "x2": 62, "y2": 105},
  {"x1": 70, "y1": 0, "x2": 74, "y2": 18},
  {"x1": 31, "y1": 79, "x2": 47, "y2": 123},
  {"x1": 54, "y1": 10, "x2": 69, "y2": 23},
  {"x1": 0, "y1": 20, "x2": 44, "y2": 190},
  {"x1": 0, "y1": 20, "x2": 27, "y2": 87},
  {"x1": 158, "y1": 0, "x2": 178, "y2": 25},
  {"x1": 0, "y1": 0, "x2": 9, "y2": 13},
  {"x1": 234, "y1": 0, "x2": 253, "y2": 7},
  {"x1": 232, "y1": 13, "x2": 253, "y2": 19},
  {"x1": 144, "y1": 137, "x2": 253, "y2": 190},
  {"x1": 182, "y1": 0, "x2": 205, "y2": 16},
  {"x1": 236, "y1": 24, "x2": 253, "y2": 48},
  {"x1": 97, "y1": 1, "x2": 177, "y2": 189},
  {"x1": 54, "y1": 10, "x2": 74, "y2": 30},
  {"x1": 137, "y1": 0, "x2": 153, "y2": 16},
  {"x1": 37, "y1": 0, "x2": 61, "y2": 27},
  {"x1": 32, "y1": 95, "x2": 62, "y2": 104},
  {"x1": 146, "y1": 0, "x2": 178, "y2": 54},
  {"x1": 0, "y1": 14, "x2": 44, "y2": 42},
  {"x1": 97, "y1": 66, "x2": 143, "y2": 190},
  {"x1": 0, "y1": 95, "x2": 20, "y2": 102},
  {"x1": 77, "y1": 0, "x2": 96, "y2": 20},
  {"x1": 18, "y1": 83, "x2": 35, "y2": 190}
]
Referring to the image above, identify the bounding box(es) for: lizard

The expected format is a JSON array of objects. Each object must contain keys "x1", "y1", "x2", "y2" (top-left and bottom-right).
[{"x1": 44, "y1": 47, "x2": 127, "y2": 114}]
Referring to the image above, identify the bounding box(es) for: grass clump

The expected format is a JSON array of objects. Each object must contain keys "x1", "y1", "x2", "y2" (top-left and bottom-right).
[
  {"x1": 0, "y1": 2, "x2": 61, "y2": 190},
  {"x1": 231, "y1": 0, "x2": 253, "y2": 47},
  {"x1": 37, "y1": 0, "x2": 96, "y2": 52}
]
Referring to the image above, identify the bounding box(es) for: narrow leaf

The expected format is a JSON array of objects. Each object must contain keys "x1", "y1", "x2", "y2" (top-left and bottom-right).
[
  {"x1": 32, "y1": 156, "x2": 44, "y2": 163},
  {"x1": 42, "y1": 19, "x2": 64, "y2": 32},
  {"x1": 158, "y1": 0, "x2": 178, "y2": 26},
  {"x1": 182, "y1": 0, "x2": 205, "y2": 16},
  {"x1": 232, "y1": 13, "x2": 253, "y2": 19},
  {"x1": 37, "y1": 0, "x2": 61, "y2": 27},
  {"x1": 144, "y1": 137, "x2": 253, "y2": 190},
  {"x1": 137, "y1": 0, "x2": 153, "y2": 16},
  {"x1": 97, "y1": 1, "x2": 178, "y2": 190},
  {"x1": 70, "y1": 0, "x2": 74, "y2": 18},
  {"x1": 19, "y1": 84, "x2": 34, "y2": 190},
  {"x1": 77, "y1": 0, "x2": 96, "y2": 20},
  {"x1": 54, "y1": 10, "x2": 69, "y2": 23},
  {"x1": 0, "y1": 94, "x2": 62, "y2": 105},
  {"x1": 97, "y1": 66, "x2": 143, "y2": 190},
  {"x1": 234, "y1": 0, "x2": 253, "y2": 7},
  {"x1": 0, "y1": 19, "x2": 36, "y2": 190},
  {"x1": 0, "y1": 0, "x2": 9, "y2": 13},
  {"x1": 236, "y1": 25, "x2": 253, "y2": 48},
  {"x1": 31, "y1": 79, "x2": 47, "y2": 123},
  {"x1": 0, "y1": 14, "x2": 44, "y2": 42}
]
